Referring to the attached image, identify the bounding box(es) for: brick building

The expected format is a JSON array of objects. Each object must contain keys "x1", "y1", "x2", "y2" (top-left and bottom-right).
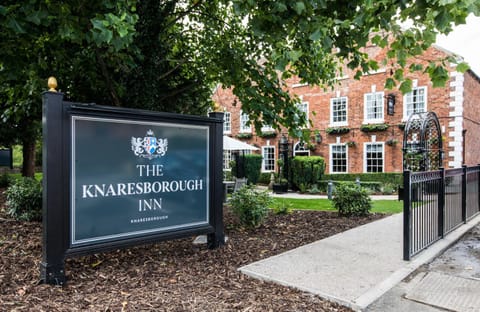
[{"x1": 213, "y1": 44, "x2": 480, "y2": 174}]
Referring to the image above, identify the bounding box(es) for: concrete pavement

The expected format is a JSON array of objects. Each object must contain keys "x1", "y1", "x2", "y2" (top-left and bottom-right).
[{"x1": 239, "y1": 192, "x2": 480, "y2": 311}]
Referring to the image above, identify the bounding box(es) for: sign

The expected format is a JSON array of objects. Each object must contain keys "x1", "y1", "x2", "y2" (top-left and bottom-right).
[
  {"x1": 40, "y1": 91, "x2": 224, "y2": 285},
  {"x1": 71, "y1": 117, "x2": 210, "y2": 246}
]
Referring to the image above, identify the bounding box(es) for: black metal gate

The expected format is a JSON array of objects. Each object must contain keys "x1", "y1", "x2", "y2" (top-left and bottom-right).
[{"x1": 403, "y1": 166, "x2": 480, "y2": 260}]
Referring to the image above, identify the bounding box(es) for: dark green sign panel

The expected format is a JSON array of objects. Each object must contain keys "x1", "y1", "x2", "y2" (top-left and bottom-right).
[{"x1": 71, "y1": 116, "x2": 209, "y2": 246}]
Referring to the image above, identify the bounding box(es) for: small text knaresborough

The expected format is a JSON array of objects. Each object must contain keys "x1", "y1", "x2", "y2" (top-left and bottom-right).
[{"x1": 81, "y1": 179, "x2": 204, "y2": 198}]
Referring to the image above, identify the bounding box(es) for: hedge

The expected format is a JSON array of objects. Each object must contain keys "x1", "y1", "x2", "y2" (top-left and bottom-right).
[
  {"x1": 318, "y1": 180, "x2": 382, "y2": 193},
  {"x1": 322, "y1": 172, "x2": 402, "y2": 185},
  {"x1": 231, "y1": 154, "x2": 263, "y2": 185},
  {"x1": 291, "y1": 156, "x2": 325, "y2": 192}
]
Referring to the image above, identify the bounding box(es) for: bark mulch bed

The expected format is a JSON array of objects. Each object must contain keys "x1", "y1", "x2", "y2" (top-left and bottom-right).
[{"x1": 0, "y1": 188, "x2": 386, "y2": 311}]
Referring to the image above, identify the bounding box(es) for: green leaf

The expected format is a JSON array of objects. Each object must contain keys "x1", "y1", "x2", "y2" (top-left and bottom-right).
[
  {"x1": 399, "y1": 80, "x2": 412, "y2": 94},
  {"x1": 274, "y1": 2, "x2": 287, "y2": 13},
  {"x1": 91, "y1": 19, "x2": 104, "y2": 30},
  {"x1": 430, "y1": 65, "x2": 449, "y2": 87},
  {"x1": 309, "y1": 29, "x2": 322, "y2": 41},
  {"x1": 385, "y1": 78, "x2": 396, "y2": 90},
  {"x1": 293, "y1": 2, "x2": 306, "y2": 15},
  {"x1": 456, "y1": 62, "x2": 470, "y2": 73},
  {"x1": 434, "y1": 10, "x2": 451, "y2": 30},
  {"x1": 7, "y1": 17, "x2": 25, "y2": 33},
  {"x1": 26, "y1": 11, "x2": 42, "y2": 25},
  {"x1": 288, "y1": 50, "x2": 303, "y2": 62}
]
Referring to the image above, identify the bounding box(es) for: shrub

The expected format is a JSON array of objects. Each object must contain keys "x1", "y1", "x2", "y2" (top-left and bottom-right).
[
  {"x1": 5, "y1": 177, "x2": 43, "y2": 221},
  {"x1": 229, "y1": 185, "x2": 272, "y2": 228},
  {"x1": 258, "y1": 172, "x2": 272, "y2": 185},
  {"x1": 272, "y1": 199, "x2": 292, "y2": 215},
  {"x1": 308, "y1": 184, "x2": 321, "y2": 194},
  {"x1": 381, "y1": 182, "x2": 397, "y2": 195},
  {"x1": 291, "y1": 156, "x2": 325, "y2": 191},
  {"x1": 244, "y1": 154, "x2": 262, "y2": 184},
  {"x1": 332, "y1": 183, "x2": 371, "y2": 217},
  {"x1": 0, "y1": 173, "x2": 12, "y2": 188},
  {"x1": 223, "y1": 170, "x2": 233, "y2": 181},
  {"x1": 230, "y1": 154, "x2": 262, "y2": 185}
]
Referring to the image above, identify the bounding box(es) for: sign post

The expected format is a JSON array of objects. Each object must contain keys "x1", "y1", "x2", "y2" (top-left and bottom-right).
[{"x1": 41, "y1": 80, "x2": 224, "y2": 285}]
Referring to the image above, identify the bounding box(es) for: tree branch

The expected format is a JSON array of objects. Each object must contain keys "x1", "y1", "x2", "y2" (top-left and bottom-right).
[{"x1": 95, "y1": 49, "x2": 121, "y2": 106}]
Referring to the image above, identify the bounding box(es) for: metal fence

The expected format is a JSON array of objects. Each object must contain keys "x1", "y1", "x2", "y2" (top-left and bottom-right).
[{"x1": 403, "y1": 165, "x2": 480, "y2": 260}]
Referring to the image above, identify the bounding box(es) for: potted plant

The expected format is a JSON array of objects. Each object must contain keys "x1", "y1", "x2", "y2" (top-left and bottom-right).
[{"x1": 272, "y1": 159, "x2": 288, "y2": 193}]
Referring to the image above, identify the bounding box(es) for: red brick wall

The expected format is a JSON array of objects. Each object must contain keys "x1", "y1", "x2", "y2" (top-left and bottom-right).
[
  {"x1": 214, "y1": 46, "x2": 478, "y2": 173},
  {"x1": 463, "y1": 71, "x2": 480, "y2": 165}
]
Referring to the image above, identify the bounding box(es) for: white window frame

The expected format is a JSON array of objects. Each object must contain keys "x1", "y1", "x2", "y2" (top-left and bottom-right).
[
  {"x1": 363, "y1": 142, "x2": 385, "y2": 173},
  {"x1": 329, "y1": 144, "x2": 348, "y2": 174},
  {"x1": 403, "y1": 86, "x2": 427, "y2": 120},
  {"x1": 223, "y1": 112, "x2": 231, "y2": 134},
  {"x1": 363, "y1": 92, "x2": 384, "y2": 124},
  {"x1": 330, "y1": 96, "x2": 348, "y2": 126},
  {"x1": 261, "y1": 146, "x2": 275, "y2": 172},
  {"x1": 239, "y1": 110, "x2": 251, "y2": 133},
  {"x1": 296, "y1": 101, "x2": 309, "y2": 128},
  {"x1": 223, "y1": 150, "x2": 233, "y2": 170}
]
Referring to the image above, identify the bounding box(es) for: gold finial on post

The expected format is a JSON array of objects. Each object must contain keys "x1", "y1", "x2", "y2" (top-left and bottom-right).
[
  {"x1": 47, "y1": 76, "x2": 58, "y2": 92},
  {"x1": 212, "y1": 101, "x2": 224, "y2": 112}
]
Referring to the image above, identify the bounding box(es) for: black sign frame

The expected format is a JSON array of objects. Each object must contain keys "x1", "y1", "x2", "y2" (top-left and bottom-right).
[{"x1": 40, "y1": 92, "x2": 224, "y2": 285}]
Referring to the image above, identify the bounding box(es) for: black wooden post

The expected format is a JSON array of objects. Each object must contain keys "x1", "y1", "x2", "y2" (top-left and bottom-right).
[
  {"x1": 462, "y1": 165, "x2": 467, "y2": 223},
  {"x1": 40, "y1": 91, "x2": 67, "y2": 285},
  {"x1": 438, "y1": 167, "x2": 445, "y2": 239},
  {"x1": 403, "y1": 170, "x2": 411, "y2": 261},
  {"x1": 207, "y1": 112, "x2": 225, "y2": 249}
]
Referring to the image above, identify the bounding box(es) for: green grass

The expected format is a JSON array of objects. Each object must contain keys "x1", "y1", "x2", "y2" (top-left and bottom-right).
[
  {"x1": 12, "y1": 145, "x2": 23, "y2": 168},
  {"x1": 270, "y1": 198, "x2": 403, "y2": 214}
]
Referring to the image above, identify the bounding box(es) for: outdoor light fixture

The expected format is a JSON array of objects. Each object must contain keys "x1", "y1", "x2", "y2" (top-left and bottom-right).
[
  {"x1": 279, "y1": 134, "x2": 289, "y2": 152},
  {"x1": 315, "y1": 133, "x2": 322, "y2": 144},
  {"x1": 387, "y1": 94, "x2": 396, "y2": 115}
]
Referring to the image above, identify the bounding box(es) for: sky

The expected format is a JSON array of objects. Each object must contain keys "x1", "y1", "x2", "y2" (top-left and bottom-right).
[{"x1": 435, "y1": 14, "x2": 480, "y2": 75}]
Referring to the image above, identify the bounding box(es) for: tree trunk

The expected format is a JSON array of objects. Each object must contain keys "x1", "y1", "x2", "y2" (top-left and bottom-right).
[{"x1": 22, "y1": 138, "x2": 36, "y2": 177}]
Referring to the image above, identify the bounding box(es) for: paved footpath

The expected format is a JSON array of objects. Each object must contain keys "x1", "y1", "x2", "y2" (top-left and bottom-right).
[{"x1": 240, "y1": 205, "x2": 480, "y2": 311}]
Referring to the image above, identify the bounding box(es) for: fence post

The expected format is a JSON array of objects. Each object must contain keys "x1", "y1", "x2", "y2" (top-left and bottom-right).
[
  {"x1": 462, "y1": 165, "x2": 467, "y2": 223},
  {"x1": 403, "y1": 170, "x2": 411, "y2": 261},
  {"x1": 439, "y1": 167, "x2": 445, "y2": 239},
  {"x1": 40, "y1": 90, "x2": 67, "y2": 285},
  {"x1": 207, "y1": 112, "x2": 225, "y2": 249}
]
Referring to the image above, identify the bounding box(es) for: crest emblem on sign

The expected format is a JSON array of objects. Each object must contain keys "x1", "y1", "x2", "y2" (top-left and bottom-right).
[{"x1": 131, "y1": 129, "x2": 168, "y2": 160}]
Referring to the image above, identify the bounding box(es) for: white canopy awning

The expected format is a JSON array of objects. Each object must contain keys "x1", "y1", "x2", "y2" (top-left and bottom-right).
[{"x1": 223, "y1": 135, "x2": 259, "y2": 151}]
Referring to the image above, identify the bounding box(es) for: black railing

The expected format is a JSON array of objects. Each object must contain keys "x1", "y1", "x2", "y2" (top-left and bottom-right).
[{"x1": 403, "y1": 165, "x2": 480, "y2": 260}]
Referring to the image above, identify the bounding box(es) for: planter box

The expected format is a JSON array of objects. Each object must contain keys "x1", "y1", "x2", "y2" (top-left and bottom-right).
[{"x1": 272, "y1": 183, "x2": 288, "y2": 194}]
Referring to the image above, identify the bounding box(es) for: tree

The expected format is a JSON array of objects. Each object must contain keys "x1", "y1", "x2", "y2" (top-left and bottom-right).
[
  {"x1": 1, "y1": 1, "x2": 478, "y2": 176},
  {"x1": 0, "y1": 1, "x2": 138, "y2": 176}
]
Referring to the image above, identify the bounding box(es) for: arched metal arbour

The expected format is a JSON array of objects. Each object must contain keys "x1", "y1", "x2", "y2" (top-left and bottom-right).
[{"x1": 403, "y1": 112, "x2": 444, "y2": 171}]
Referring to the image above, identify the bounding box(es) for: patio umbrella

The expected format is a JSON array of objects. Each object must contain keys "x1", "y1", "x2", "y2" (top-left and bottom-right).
[{"x1": 223, "y1": 135, "x2": 259, "y2": 151}]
